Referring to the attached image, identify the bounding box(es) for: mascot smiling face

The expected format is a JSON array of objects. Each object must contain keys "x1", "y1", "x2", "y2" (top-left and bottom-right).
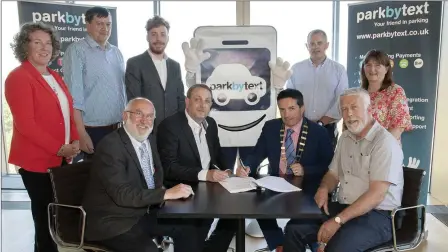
[{"x1": 184, "y1": 26, "x2": 292, "y2": 147}]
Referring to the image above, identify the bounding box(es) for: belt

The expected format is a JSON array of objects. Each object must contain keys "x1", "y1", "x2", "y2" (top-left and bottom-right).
[{"x1": 85, "y1": 123, "x2": 121, "y2": 130}]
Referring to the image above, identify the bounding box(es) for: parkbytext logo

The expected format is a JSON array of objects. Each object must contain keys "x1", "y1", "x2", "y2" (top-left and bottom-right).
[
  {"x1": 209, "y1": 82, "x2": 263, "y2": 92},
  {"x1": 32, "y1": 11, "x2": 86, "y2": 26},
  {"x1": 356, "y1": 2, "x2": 429, "y2": 23}
]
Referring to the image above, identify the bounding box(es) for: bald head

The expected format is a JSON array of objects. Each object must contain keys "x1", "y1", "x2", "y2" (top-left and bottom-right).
[{"x1": 125, "y1": 98, "x2": 154, "y2": 113}]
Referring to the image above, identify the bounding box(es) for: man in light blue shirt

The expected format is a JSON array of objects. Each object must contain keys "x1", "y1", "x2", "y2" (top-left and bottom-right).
[
  {"x1": 63, "y1": 6, "x2": 126, "y2": 161},
  {"x1": 286, "y1": 29, "x2": 348, "y2": 147}
]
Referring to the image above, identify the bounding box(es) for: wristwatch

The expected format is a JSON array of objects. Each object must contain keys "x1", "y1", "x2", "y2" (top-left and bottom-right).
[
  {"x1": 334, "y1": 216, "x2": 343, "y2": 225},
  {"x1": 317, "y1": 120, "x2": 324, "y2": 126}
]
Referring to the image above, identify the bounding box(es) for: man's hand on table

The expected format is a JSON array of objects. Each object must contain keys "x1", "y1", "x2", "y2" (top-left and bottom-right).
[{"x1": 164, "y1": 184, "x2": 194, "y2": 200}]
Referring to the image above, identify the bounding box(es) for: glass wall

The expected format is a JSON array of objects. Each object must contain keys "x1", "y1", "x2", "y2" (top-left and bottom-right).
[
  {"x1": 1, "y1": 0, "x2": 351, "y2": 188},
  {"x1": 250, "y1": 1, "x2": 334, "y2": 64},
  {"x1": 2, "y1": 1, "x2": 22, "y2": 176},
  {"x1": 0, "y1": 1, "x2": 153, "y2": 179},
  {"x1": 159, "y1": 1, "x2": 237, "y2": 84},
  {"x1": 338, "y1": 1, "x2": 362, "y2": 68}
]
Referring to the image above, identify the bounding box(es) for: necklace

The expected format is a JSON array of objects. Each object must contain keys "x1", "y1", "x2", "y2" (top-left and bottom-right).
[{"x1": 280, "y1": 119, "x2": 309, "y2": 164}]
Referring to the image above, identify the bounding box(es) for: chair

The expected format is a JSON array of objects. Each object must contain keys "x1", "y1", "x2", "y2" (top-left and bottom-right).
[
  {"x1": 366, "y1": 167, "x2": 428, "y2": 252},
  {"x1": 47, "y1": 161, "x2": 111, "y2": 251},
  {"x1": 47, "y1": 161, "x2": 172, "y2": 251}
]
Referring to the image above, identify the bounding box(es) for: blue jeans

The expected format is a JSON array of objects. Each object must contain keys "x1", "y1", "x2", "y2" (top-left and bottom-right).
[{"x1": 283, "y1": 202, "x2": 393, "y2": 252}]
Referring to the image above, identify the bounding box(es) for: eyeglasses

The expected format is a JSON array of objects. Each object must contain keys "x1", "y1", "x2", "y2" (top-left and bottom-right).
[{"x1": 126, "y1": 111, "x2": 155, "y2": 120}]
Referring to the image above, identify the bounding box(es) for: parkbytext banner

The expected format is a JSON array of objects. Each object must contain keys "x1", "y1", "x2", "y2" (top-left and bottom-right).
[
  {"x1": 17, "y1": 0, "x2": 118, "y2": 76},
  {"x1": 347, "y1": 1, "x2": 442, "y2": 204}
]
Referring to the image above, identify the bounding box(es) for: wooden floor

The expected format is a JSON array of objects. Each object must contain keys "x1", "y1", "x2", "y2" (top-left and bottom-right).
[{"x1": 2, "y1": 192, "x2": 447, "y2": 252}]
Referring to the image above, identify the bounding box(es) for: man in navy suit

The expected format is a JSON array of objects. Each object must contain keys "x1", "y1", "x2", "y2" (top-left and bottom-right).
[{"x1": 236, "y1": 89, "x2": 334, "y2": 252}]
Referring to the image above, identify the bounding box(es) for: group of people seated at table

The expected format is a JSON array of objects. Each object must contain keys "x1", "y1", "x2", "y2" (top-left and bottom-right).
[
  {"x1": 4, "y1": 9, "x2": 410, "y2": 252},
  {"x1": 80, "y1": 85, "x2": 404, "y2": 252}
]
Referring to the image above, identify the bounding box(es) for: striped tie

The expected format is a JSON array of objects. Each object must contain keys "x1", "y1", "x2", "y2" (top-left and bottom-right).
[
  {"x1": 139, "y1": 143, "x2": 155, "y2": 189},
  {"x1": 285, "y1": 128, "x2": 295, "y2": 175}
]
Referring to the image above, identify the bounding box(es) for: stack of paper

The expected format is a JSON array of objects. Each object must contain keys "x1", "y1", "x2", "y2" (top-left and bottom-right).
[
  {"x1": 219, "y1": 177, "x2": 257, "y2": 193},
  {"x1": 219, "y1": 176, "x2": 301, "y2": 193},
  {"x1": 255, "y1": 176, "x2": 302, "y2": 193}
]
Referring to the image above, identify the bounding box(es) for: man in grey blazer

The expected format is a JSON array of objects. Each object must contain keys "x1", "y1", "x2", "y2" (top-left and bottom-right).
[{"x1": 125, "y1": 16, "x2": 185, "y2": 133}]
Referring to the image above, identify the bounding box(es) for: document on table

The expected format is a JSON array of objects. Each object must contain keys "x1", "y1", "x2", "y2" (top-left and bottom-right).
[
  {"x1": 219, "y1": 176, "x2": 301, "y2": 193},
  {"x1": 219, "y1": 177, "x2": 258, "y2": 193},
  {"x1": 255, "y1": 176, "x2": 302, "y2": 193}
]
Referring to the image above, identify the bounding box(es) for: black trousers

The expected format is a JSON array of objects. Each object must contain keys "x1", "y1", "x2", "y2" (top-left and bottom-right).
[
  {"x1": 99, "y1": 213, "x2": 212, "y2": 252},
  {"x1": 19, "y1": 168, "x2": 58, "y2": 252},
  {"x1": 73, "y1": 125, "x2": 117, "y2": 162},
  {"x1": 203, "y1": 219, "x2": 239, "y2": 252}
]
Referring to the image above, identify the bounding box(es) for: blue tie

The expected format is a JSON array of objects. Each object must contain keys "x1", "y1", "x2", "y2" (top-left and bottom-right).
[
  {"x1": 285, "y1": 128, "x2": 295, "y2": 174},
  {"x1": 139, "y1": 143, "x2": 155, "y2": 189}
]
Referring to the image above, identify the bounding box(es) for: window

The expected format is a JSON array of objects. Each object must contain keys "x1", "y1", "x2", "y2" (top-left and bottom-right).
[
  {"x1": 80, "y1": 1, "x2": 154, "y2": 63},
  {"x1": 250, "y1": 1, "x2": 334, "y2": 65},
  {"x1": 338, "y1": 1, "x2": 362, "y2": 68},
  {"x1": 160, "y1": 1, "x2": 237, "y2": 85},
  {"x1": 1, "y1": 1, "x2": 153, "y2": 178},
  {"x1": 2, "y1": 1, "x2": 21, "y2": 175}
]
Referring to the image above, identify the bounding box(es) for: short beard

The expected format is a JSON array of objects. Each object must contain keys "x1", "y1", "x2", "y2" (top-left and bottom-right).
[
  {"x1": 149, "y1": 44, "x2": 165, "y2": 55},
  {"x1": 124, "y1": 119, "x2": 152, "y2": 142}
]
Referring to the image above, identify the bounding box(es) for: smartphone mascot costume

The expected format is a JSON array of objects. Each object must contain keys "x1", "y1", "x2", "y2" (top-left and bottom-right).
[{"x1": 182, "y1": 36, "x2": 293, "y2": 171}]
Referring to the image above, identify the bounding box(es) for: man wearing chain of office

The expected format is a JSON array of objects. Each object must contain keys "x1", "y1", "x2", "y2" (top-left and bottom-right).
[{"x1": 235, "y1": 89, "x2": 334, "y2": 252}]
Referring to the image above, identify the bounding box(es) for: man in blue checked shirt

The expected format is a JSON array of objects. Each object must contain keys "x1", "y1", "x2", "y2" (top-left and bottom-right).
[{"x1": 63, "y1": 6, "x2": 126, "y2": 161}]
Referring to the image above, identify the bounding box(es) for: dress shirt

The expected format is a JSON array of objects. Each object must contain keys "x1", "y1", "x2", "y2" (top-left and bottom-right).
[
  {"x1": 123, "y1": 126, "x2": 155, "y2": 174},
  {"x1": 185, "y1": 111, "x2": 211, "y2": 181},
  {"x1": 329, "y1": 121, "x2": 404, "y2": 210},
  {"x1": 279, "y1": 119, "x2": 302, "y2": 174},
  {"x1": 286, "y1": 58, "x2": 348, "y2": 121},
  {"x1": 63, "y1": 34, "x2": 126, "y2": 126},
  {"x1": 148, "y1": 50, "x2": 168, "y2": 90}
]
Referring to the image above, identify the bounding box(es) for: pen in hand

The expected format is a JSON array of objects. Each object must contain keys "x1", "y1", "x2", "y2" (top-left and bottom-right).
[
  {"x1": 238, "y1": 158, "x2": 251, "y2": 177},
  {"x1": 213, "y1": 164, "x2": 230, "y2": 179}
]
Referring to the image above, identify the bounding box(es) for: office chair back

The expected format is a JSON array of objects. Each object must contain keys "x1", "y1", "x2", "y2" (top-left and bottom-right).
[{"x1": 48, "y1": 161, "x2": 92, "y2": 245}]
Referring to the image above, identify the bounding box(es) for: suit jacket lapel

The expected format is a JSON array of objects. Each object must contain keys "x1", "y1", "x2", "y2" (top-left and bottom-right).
[
  {"x1": 204, "y1": 119, "x2": 216, "y2": 168},
  {"x1": 118, "y1": 128, "x2": 147, "y2": 185},
  {"x1": 180, "y1": 113, "x2": 201, "y2": 163},
  {"x1": 142, "y1": 51, "x2": 164, "y2": 90},
  {"x1": 274, "y1": 119, "x2": 282, "y2": 172},
  {"x1": 149, "y1": 136, "x2": 163, "y2": 188},
  {"x1": 165, "y1": 58, "x2": 174, "y2": 91},
  {"x1": 23, "y1": 61, "x2": 61, "y2": 110}
]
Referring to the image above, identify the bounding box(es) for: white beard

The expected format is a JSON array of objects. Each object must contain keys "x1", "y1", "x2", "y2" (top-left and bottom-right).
[
  {"x1": 124, "y1": 119, "x2": 153, "y2": 142},
  {"x1": 346, "y1": 119, "x2": 366, "y2": 135}
]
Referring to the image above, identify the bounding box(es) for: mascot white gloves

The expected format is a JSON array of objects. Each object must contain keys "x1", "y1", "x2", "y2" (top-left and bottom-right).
[
  {"x1": 182, "y1": 37, "x2": 293, "y2": 92},
  {"x1": 182, "y1": 38, "x2": 211, "y2": 73},
  {"x1": 269, "y1": 57, "x2": 293, "y2": 93}
]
